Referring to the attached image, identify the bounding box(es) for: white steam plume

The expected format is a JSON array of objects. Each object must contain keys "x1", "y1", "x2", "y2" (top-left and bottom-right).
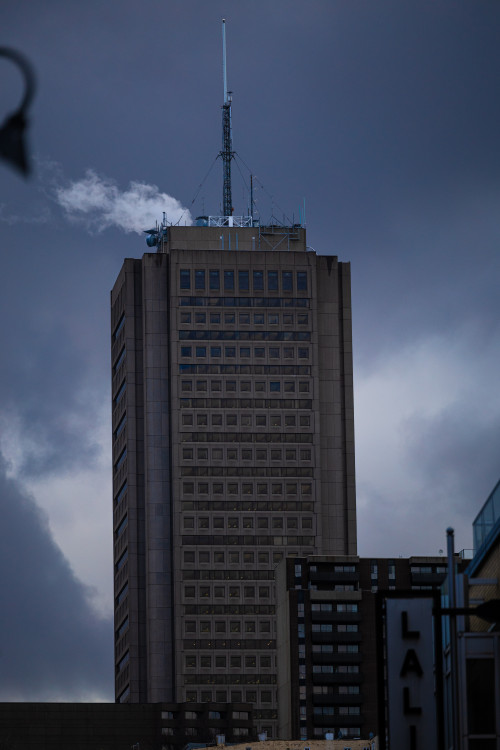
[{"x1": 55, "y1": 169, "x2": 192, "y2": 233}]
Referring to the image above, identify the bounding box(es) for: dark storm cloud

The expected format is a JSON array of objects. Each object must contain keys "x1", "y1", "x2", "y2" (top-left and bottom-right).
[{"x1": 0, "y1": 452, "x2": 112, "y2": 699}]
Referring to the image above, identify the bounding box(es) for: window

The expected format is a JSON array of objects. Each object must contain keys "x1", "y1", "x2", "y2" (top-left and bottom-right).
[
  {"x1": 283, "y1": 346, "x2": 294, "y2": 359},
  {"x1": 268, "y1": 313, "x2": 279, "y2": 325},
  {"x1": 225, "y1": 346, "x2": 236, "y2": 358},
  {"x1": 210, "y1": 312, "x2": 221, "y2": 324},
  {"x1": 298, "y1": 381, "x2": 309, "y2": 392},
  {"x1": 180, "y1": 269, "x2": 191, "y2": 289},
  {"x1": 297, "y1": 313, "x2": 308, "y2": 325},
  {"x1": 195, "y1": 269, "x2": 205, "y2": 290},
  {"x1": 240, "y1": 347, "x2": 251, "y2": 357},
  {"x1": 297, "y1": 271, "x2": 307, "y2": 291},
  {"x1": 299, "y1": 415, "x2": 310, "y2": 427},
  {"x1": 239, "y1": 270, "x2": 249, "y2": 291},
  {"x1": 210, "y1": 346, "x2": 221, "y2": 357},
  {"x1": 215, "y1": 656, "x2": 226, "y2": 668},
  {"x1": 224, "y1": 269, "x2": 234, "y2": 291},
  {"x1": 225, "y1": 312, "x2": 235, "y2": 324},
  {"x1": 210, "y1": 269, "x2": 220, "y2": 290},
  {"x1": 283, "y1": 313, "x2": 293, "y2": 325},
  {"x1": 181, "y1": 346, "x2": 192, "y2": 357},
  {"x1": 212, "y1": 413, "x2": 222, "y2": 426},
  {"x1": 197, "y1": 448, "x2": 208, "y2": 460},
  {"x1": 253, "y1": 270, "x2": 264, "y2": 290},
  {"x1": 285, "y1": 415, "x2": 296, "y2": 427},
  {"x1": 269, "y1": 347, "x2": 280, "y2": 358},
  {"x1": 195, "y1": 311, "x2": 206, "y2": 324},
  {"x1": 197, "y1": 413, "x2": 208, "y2": 425},
  {"x1": 196, "y1": 346, "x2": 206, "y2": 357},
  {"x1": 282, "y1": 271, "x2": 293, "y2": 291},
  {"x1": 256, "y1": 415, "x2": 267, "y2": 426},
  {"x1": 298, "y1": 347, "x2": 309, "y2": 359},
  {"x1": 240, "y1": 312, "x2": 250, "y2": 324},
  {"x1": 184, "y1": 551, "x2": 195, "y2": 563},
  {"x1": 254, "y1": 313, "x2": 265, "y2": 325},
  {"x1": 268, "y1": 270, "x2": 278, "y2": 291},
  {"x1": 270, "y1": 381, "x2": 280, "y2": 392},
  {"x1": 180, "y1": 311, "x2": 192, "y2": 324}
]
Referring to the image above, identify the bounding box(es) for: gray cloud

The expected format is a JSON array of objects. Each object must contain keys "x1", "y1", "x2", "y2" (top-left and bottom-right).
[{"x1": 0, "y1": 452, "x2": 112, "y2": 700}]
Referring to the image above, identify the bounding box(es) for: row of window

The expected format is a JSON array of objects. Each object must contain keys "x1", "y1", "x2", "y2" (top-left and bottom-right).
[
  {"x1": 182, "y1": 501, "x2": 314, "y2": 513},
  {"x1": 182, "y1": 447, "x2": 312, "y2": 461},
  {"x1": 183, "y1": 639, "x2": 275, "y2": 650},
  {"x1": 311, "y1": 644, "x2": 359, "y2": 654},
  {"x1": 312, "y1": 706, "x2": 361, "y2": 716},
  {"x1": 180, "y1": 379, "x2": 311, "y2": 393},
  {"x1": 183, "y1": 550, "x2": 283, "y2": 566},
  {"x1": 183, "y1": 689, "x2": 273, "y2": 705},
  {"x1": 180, "y1": 345, "x2": 309, "y2": 359},
  {"x1": 184, "y1": 605, "x2": 275, "y2": 615},
  {"x1": 182, "y1": 481, "x2": 313, "y2": 494},
  {"x1": 311, "y1": 603, "x2": 359, "y2": 613},
  {"x1": 179, "y1": 330, "x2": 311, "y2": 342},
  {"x1": 180, "y1": 412, "x2": 312, "y2": 428},
  {"x1": 180, "y1": 311, "x2": 309, "y2": 326},
  {"x1": 183, "y1": 516, "x2": 312, "y2": 530},
  {"x1": 311, "y1": 665, "x2": 360, "y2": 674},
  {"x1": 312, "y1": 685, "x2": 360, "y2": 695},
  {"x1": 184, "y1": 585, "x2": 272, "y2": 599},
  {"x1": 181, "y1": 535, "x2": 315, "y2": 546},
  {"x1": 184, "y1": 674, "x2": 276, "y2": 685},
  {"x1": 181, "y1": 432, "x2": 313, "y2": 444},
  {"x1": 185, "y1": 654, "x2": 273, "y2": 669},
  {"x1": 311, "y1": 623, "x2": 358, "y2": 633},
  {"x1": 180, "y1": 296, "x2": 309, "y2": 309},
  {"x1": 179, "y1": 364, "x2": 311, "y2": 375},
  {"x1": 180, "y1": 269, "x2": 308, "y2": 293},
  {"x1": 311, "y1": 728, "x2": 361, "y2": 739}
]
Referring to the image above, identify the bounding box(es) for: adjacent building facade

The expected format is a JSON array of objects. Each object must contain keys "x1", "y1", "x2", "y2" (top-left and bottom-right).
[
  {"x1": 111, "y1": 223, "x2": 356, "y2": 736},
  {"x1": 276, "y1": 554, "x2": 458, "y2": 741}
]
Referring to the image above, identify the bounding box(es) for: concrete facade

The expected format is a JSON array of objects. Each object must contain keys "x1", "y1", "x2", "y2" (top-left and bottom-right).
[{"x1": 111, "y1": 225, "x2": 356, "y2": 736}]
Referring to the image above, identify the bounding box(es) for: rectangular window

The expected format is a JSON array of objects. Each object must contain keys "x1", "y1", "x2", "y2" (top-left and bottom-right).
[
  {"x1": 268, "y1": 270, "x2": 278, "y2": 291},
  {"x1": 224, "y1": 269, "x2": 234, "y2": 291},
  {"x1": 181, "y1": 346, "x2": 192, "y2": 357},
  {"x1": 196, "y1": 346, "x2": 206, "y2": 357},
  {"x1": 282, "y1": 271, "x2": 293, "y2": 291},
  {"x1": 239, "y1": 312, "x2": 250, "y2": 324},
  {"x1": 297, "y1": 313, "x2": 308, "y2": 325},
  {"x1": 298, "y1": 347, "x2": 309, "y2": 359},
  {"x1": 240, "y1": 347, "x2": 250, "y2": 357},
  {"x1": 253, "y1": 270, "x2": 264, "y2": 290},
  {"x1": 269, "y1": 347, "x2": 280, "y2": 358},
  {"x1": 270, "y1": 381, "x2": 280, "y2": 392},
  {"x1": 195, "y1": 311, "x2": 206, "y2": 324},
  {"x1": 254, "y1": 313, "x2": 265, "y2": 325},
  {"x1": 210, "y1": 346, "x2": 221, "y2": 357},
  {"x1": 224, "y1": 312, "x2": 235, "y2": 324},
  {"x1": 210, "y1": 312, "x2": 221, "y2": 324},
  {"x1": 210, "y1": 269, "x2": 220, "y2": 290},
  {"x1": 238, "y1": 270, "x2": 249, "y2": 291},
  {"x1": 225, "y1": 346, "x2": 236, "y2": 358},
  {"x1": 180, "y1": 312, "x2": 192, "y2": 324},
  {"x1": 180, "y1": 269, "x2": 191, "y2": 290},
  {"x1": 195, "y1": 269, "x2": 205, "y2": 289},
  {"x1": 297, "y1": 271, "x2": 307, "y2": 291}
]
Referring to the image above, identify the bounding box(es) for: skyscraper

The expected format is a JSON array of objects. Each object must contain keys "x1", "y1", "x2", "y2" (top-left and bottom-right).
[{"x1": 111, "y1": 223, "x2": 356, "y2": 737}]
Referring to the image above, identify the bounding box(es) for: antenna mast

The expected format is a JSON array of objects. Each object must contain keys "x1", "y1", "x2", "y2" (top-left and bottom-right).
[{"x1": 221, "y1": 19, "x2": 233, "y2": 217}]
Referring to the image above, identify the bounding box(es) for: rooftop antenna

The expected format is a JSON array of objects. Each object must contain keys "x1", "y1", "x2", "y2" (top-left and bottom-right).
[{"x1": 221, "y1": 19, "x2": 234, "y2": 218}]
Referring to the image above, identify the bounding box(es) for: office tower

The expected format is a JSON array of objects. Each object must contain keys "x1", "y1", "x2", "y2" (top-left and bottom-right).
[{"x1": 111, "y1": 223, "x2": 356, "y2": 737}]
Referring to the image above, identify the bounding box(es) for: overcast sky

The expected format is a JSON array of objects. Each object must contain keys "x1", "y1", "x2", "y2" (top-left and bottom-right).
[{"x1": 1, "y1": 0, "x2": 500, "y2": 701}]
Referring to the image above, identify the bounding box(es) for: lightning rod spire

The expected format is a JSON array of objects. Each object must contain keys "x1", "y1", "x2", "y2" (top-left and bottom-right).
[{"x1": 221, "y1": 19, "x2": 233, "y2": 217}]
